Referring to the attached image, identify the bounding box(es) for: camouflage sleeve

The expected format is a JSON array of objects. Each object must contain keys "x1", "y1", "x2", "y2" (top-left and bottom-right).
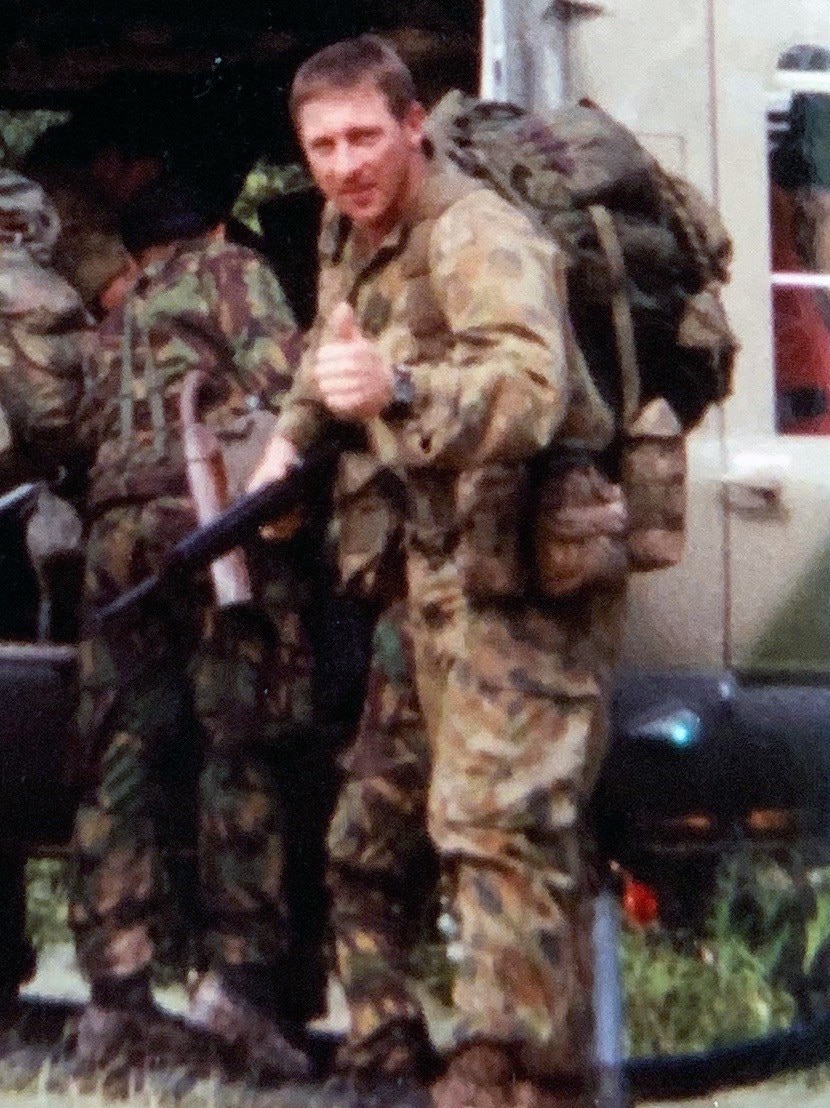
[
  {"x1": 272, "y1": 339, "x2": 331, "y2": 453},
  {"x1": 210, "y1": 248, "x2": 303, "y2": 413},
  {"x1": 379, "y1": 190, "x2": 567, "y2": 468},
  {"x1": 0, "y1": 253, "x2": 89, "y2": 469}
]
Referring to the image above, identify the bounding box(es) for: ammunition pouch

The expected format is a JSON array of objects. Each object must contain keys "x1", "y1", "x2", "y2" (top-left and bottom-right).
[
  {"x1": 531, "y1": 400, "x2": 686, "y2": 595},
  {"x1": 332, "y1": 451, "x2": 406, "y2": 603},
  {"x1": 430, "y1": 402, "x2": 685, "y2": 603},
  {"x1": 455, "y1": 464, "x2": 528, "y2": 598},
  {"x1": 406, "y1": 457, "x2": 628, "y2": 605},
  {"x1": 622, "y1": 397, "x2": 686, "y2": 572},
  {"x1": 402, "y1": 399, "x2": 686, "y2": 606},
  {"x1": 533, "y1": 454, "x2": 629, "y2": 598}
]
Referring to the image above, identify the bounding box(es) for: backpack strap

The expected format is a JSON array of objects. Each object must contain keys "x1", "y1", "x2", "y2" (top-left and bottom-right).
[
  {"x1": 588, "y1": 205, "x2": 640, "y2": 426},
  {"x1": 118, "y1": 293, "x2": 135, "y2": 443},
  {"x1": 118, "y1": 286, "x2": 169, "y2": 459},
  {"x1": 137, "y1": 308, "x2": 168, "y2": 460}
]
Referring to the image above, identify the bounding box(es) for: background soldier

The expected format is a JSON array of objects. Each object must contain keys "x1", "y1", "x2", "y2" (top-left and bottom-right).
[
  {"x1": 0, "y1": 167, "x2": 90, "y2": 1009},
  {"x1": 53, "y1": 172, "x2": 313, "y2": 1077},
  {"x1": 251, "y1": 36, "x2": 628, "y2": 1108}
]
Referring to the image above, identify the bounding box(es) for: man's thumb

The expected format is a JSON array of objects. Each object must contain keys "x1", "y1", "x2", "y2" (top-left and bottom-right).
[{"x1": 329, "y1": 301, "x2": 361, "y2": 343}]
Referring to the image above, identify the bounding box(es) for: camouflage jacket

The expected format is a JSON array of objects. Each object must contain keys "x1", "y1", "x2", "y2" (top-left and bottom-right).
[
  {"x1": 80, "y1": 237, "x2": 301, "y2": 512},
  {"x1": 275, "y1": 158, "x2": 613, "y2": 600},
  {"x1": 0, "y1": 170, "x2": 90, "y2": 483}
]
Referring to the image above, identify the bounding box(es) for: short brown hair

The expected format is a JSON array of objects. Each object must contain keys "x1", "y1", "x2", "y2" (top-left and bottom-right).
[{"x1": 290, "y1": 35, "x2": 418, "y2": 124}]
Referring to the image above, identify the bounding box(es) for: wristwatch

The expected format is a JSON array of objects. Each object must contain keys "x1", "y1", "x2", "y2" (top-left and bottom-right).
[{"x1": 386, "y1": 362, "x2": 415, "y2": 417}]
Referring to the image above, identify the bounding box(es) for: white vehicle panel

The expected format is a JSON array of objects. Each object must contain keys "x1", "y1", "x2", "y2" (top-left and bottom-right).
[{"x1": 715, "y1": 0, "x2": 830, "y2": 674}]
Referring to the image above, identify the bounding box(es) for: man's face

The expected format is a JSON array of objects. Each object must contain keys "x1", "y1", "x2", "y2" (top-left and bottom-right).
[{"x1": 297, "y1": 81, "x2": 425, "y2": 237}]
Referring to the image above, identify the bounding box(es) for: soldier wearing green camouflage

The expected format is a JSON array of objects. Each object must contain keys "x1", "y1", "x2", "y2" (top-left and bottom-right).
[
  {"x1": 64, "y1": 186, "x2": 312, "y2": 1077},
  {"x1": 0, "y1": 168, "x2": 90, "y2": 1004},
  {"x1": 0, "y1": 169, "x2": 90, "y2": 484},
  {"x1": 250, "y1": 36, "x2": 628, "y2": 1106}
]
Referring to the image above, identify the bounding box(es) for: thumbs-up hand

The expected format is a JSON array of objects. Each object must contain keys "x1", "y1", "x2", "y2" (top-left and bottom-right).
[{"x1": 314, "y1": 302, "x2": 394, "y2": 420}]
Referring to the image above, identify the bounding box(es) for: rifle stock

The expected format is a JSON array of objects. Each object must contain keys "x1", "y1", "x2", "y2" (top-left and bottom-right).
[{"x1": 94, "y1": 446, "x2": 336, "y2": 626}]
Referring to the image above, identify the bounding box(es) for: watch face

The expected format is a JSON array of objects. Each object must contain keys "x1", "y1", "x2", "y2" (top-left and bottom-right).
[{"x1": 392, "y1": 364, "x2": 415, "y2": 407}]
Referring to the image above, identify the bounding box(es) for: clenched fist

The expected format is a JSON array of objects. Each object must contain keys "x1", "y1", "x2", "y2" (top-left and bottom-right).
[{"x1": 314, "y1": 302, "x2": 393, "y2": 420}]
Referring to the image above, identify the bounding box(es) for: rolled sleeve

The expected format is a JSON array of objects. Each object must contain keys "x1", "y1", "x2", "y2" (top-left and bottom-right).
[
  {"x1": 381, "y1": 191, "x2": 567, "y2": 469},
  {"x1": 211, "y1": 250, "x2": 301, "y2": 413}
]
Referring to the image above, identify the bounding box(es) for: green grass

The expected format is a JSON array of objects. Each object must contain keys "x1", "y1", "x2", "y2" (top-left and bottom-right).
[
  {"x1": 26, "y1": 858, "x2": 70, "y2": 950},
  {"x1": 620, "y1": 924, "x2": 794, "y2": 1056}
]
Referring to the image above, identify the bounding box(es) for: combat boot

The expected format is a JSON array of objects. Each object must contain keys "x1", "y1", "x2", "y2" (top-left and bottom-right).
[
  {"x1": 430, "y1": 1043, "x2": 517, "y2": 1108},
  {"x1": 186, "y1": 970, "x2": 311, "y2": 1079},
  {"x1": 336, "y1": 1014, "x2": 440, "y2": 1083},
  {"x1": 73, "y1": 973, "x2": 198, "y2": 1070}
]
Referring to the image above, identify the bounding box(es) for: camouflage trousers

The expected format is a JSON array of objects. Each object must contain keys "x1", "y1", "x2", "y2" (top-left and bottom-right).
[
  {"x1": 328, "y1": 569, "x2": 627, "y2": 1079},
  {"x1": 69, "y1": 499, "x2": 314, "y2": 988}
]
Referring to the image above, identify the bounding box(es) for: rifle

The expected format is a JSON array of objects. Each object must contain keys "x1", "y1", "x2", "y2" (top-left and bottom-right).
[
  {"x1": 0, "y1": 481, "x2": 43, "y2": 522},
  {"x1": 94, "y1": 445, "x2": 336, "y2": 627},
  {"x1": 180, "y1": 370, "x2": 253, "y2": 607}
]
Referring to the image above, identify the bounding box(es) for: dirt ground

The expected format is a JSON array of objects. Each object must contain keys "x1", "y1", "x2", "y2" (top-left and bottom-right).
[{"x1": 0, "y1": 944, "x2": 827, "y2": 1108}]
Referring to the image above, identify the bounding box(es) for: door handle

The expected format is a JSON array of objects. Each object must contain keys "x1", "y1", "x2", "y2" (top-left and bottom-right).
[
  {"x1": 546, "y1": 0, "x2": 608, "y2": 20},
  {"x1": 721, "y1": 469, "x2": 784, "y2": 512}
]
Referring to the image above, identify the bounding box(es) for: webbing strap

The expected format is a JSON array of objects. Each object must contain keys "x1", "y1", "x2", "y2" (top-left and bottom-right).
[
  {"x1": 589, "y1": 204, "x2": 640, "y2": 426},
  {"x1": 119, "y1": 295, "x2": 135, "y2": 442},
  {"x1": 138, "y1": 311, "x2": 168, "y2": 459},
  {"x1": 119, "y1": 288, "x2": 168, "y2": 458}
]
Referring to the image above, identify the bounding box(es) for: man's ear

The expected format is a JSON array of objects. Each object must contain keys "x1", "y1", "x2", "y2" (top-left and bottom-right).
[{"x1": 403, "y1": 101, "x2": 427, "y2": 149}]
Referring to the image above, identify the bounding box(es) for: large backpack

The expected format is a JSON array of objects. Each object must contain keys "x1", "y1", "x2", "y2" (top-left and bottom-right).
[{"x1": 427, "y1": 92, "x2": 738, "y2": 577}]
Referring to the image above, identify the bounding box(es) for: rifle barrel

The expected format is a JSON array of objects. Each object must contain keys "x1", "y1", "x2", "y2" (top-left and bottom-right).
[
  {"x1": 94, "y1": 449, "x2": 333, "y2": 626},
  {"x1": 0, "y1": 482, "x2": 42, "y2": 523}
]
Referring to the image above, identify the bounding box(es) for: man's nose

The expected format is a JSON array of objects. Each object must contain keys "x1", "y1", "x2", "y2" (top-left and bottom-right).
[{"x1": 331, "y1": 141, "x2": 361, "y2": 179}]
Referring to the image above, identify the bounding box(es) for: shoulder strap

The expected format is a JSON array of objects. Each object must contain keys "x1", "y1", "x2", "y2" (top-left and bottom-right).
[
  {"x1": 119, "y1": 294, "x2": 135, "y2": 443},
  {"x1": 119, "y1": 286, "x2": 169, "y2": 458},
  {"x1": 588, "y1": 205, "x2": 640, "y2": 427}
]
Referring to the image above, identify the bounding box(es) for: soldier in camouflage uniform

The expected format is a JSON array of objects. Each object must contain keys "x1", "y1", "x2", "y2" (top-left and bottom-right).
[
  {"x1": 0, "y1": 169, "x2": 90, "y2": 482},
  {"x1": 58, "y1": 178, "x2": 312, "y2": 1077},
  {"x1": 251, "y1": 37, "x2": 628, "y2": 1107},
  {"x1": 0, "y1": 169, "x2": 91, "y2": 1009}
]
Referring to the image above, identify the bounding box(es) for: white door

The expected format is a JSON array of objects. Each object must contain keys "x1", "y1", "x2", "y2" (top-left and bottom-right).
[
  {"x1": 713, "y1": 1, "x2": 830, "y2": 677},
  {"x1": 541, "y1": 0, "x2": 729, "y2": 671}
]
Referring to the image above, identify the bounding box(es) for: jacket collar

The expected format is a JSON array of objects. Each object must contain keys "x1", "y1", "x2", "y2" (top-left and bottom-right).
[{"x1": 317, "y1": 156, "x2": 479, "y2": 269}]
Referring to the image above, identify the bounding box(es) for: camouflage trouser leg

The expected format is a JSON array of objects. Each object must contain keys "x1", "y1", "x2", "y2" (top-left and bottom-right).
[
  {"x1": 69, "y1": 607, "x2": 194, "y2": 983},
  {"x1": 192, "y1": 602, "x2": 292, "y2": 971},
  {"x1": 327, "y1": 600, "x2": 435, "y2": 1064},
  {"x1": 413, "y1": 586, "x2": 627, "y2": 1080},
  {"x1": 70, "y1": 503, "x2": 298, "y2": 984}
]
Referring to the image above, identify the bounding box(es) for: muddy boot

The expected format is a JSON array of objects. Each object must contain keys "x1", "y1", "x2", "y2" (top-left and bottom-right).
[
  {"x1": 336, "y1": 1014, "x2": 440, "y2": 1084},
  {"x1": 430, "y1": 1043, "x2": 517, "y2": 1108},
  {"x1": 74, "y1": 1005, "x2": 145, "y2": 1069},
  {"x1": 186, "y1": 969, "x2": 311, "y2": 1079},
  {"x1": 74, "y1": 972, "x2": 194, "y2": 1070}
]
